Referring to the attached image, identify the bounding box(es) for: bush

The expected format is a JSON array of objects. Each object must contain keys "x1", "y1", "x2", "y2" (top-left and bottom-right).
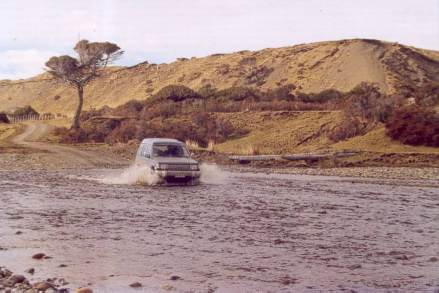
[
  {"x1": 57, "y1": 128, "x2": 88, "y2": 143},
  {"x1": 141, "y1": 101, "x2": 180, "y2": 120},
  {"x1": 0, "y1": 112, "x2": 10, "y2": 123},
  {"x1": 264, "y1": 84, "x2": 296, "y2": 101},
  {"x1": 385, "y1": 106, "x2": 439, "y2": 147},
  {"x1": 153, "y1": 85, "x2": 202, "y2": 102},
  {"x1": 328, "y1": 116, "x2": 367, "y2": 142},
  {"x1": 215, "y1": 86, "x2": 263, "y2": 102},
  {"x1": 11, "y1": 105, "x2": 39, "y2": 116},
  {"x1": 86, "y1": 119, "x2": 121, "y2": 142},
  {"x1": 414, "y1": 83, "x2": 439, "y2": 107},
  {"x1": 296, "y1": 89, "x2": 342, "y2": 103},
  {"x1": 80, "y1": 106, "x2": 111, "y2": 122},
  {"x1": 112, "y1": 100, "x2": 144, "y2": 117},
  {"x1": 328, "y1": 83, "x2": 403, "y2": 142},
  {"x1": 198, "y1": 84, "x2": 217, "y2": 99},
  {"x1": 106, "y1": 119, "x2": 138, "y2": 143}
]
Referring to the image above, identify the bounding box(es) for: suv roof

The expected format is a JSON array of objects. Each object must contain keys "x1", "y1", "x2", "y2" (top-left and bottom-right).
[{"x1": 141, "y1": 138, "x2": 183, "y2": 145}]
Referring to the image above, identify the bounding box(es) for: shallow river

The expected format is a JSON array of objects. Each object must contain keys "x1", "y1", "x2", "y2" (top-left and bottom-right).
[{"x1": 0, "y1": 166, "x2": 438, "y2": 292}]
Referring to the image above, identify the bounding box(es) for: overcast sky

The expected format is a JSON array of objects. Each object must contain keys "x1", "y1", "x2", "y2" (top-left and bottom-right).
[{"x1": 0, "y1": 0, "x2": 438, "y2": 80}]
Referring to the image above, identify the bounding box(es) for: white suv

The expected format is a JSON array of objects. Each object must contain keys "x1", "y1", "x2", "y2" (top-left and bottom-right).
[{"x1": 135, "y1": 138, "x2": 201, "y2": 185}]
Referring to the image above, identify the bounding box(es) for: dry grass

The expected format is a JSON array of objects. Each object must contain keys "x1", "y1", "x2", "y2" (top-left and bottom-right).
[
  {"x1": 213, "y1": 111, "x2": 342, "y2": 154},
  {"x1": 1, "y1": 39, "x2": 438, "y2": 116},
  {"x1": 0, "y1": 124, "x2": 19, "y2": 147},
  {"x1": 333, "y1": 127, "x2": 439, "y2": 154}
]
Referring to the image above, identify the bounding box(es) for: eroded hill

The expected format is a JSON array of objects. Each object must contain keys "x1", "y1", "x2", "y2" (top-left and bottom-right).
[{"x1": 1, "y1": 39, "x2": 438, "y2": 116}]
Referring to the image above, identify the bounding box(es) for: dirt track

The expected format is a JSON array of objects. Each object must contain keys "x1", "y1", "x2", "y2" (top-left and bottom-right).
[
  {"x1": 0, "y1": 123, "x2": 129, "y2": 170},
  {"x1": 10, "y1": 123, "x2": 124, "y2": 168}
]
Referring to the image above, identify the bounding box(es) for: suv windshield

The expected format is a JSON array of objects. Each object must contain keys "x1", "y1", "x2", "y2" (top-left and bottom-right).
[{"x1": 152, "y1": 144, "x2": 189, "y2": 158}]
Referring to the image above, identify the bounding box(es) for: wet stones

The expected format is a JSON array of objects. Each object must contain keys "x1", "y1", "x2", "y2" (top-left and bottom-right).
[
  {"x1": 9, "y1": 274, "x2": 26, "y2": 285},
  {"x1": 33, "y1": 281, "x2": 54, "y2": 291},
  {"x1": 0, "y1": 266, "x2": 71, "y2": 292},
  {"x1": 76, "y1": 287, "x2": 93, "y2": 293},
  {"x1": 0, "y1": 267, "x2": 13, "y2": 278},
  {"x1": 32, "y1": 252, "x2": 46, "y2": 260},
  {"x1": 129, "y1": 282, "x2": 142, "y2": 288},
  {"x1": 348, "y1": 264, "x2": 362, "y2": 270},
  {"x1": 26, "y1": 268, "x2": 35, "y2": 275},
  {"x1": 273, "y1": 239, "x2": 286, "y2": 245},
  {"x1": 170, "y1": 275, "x2": 181, "y2": 281}
]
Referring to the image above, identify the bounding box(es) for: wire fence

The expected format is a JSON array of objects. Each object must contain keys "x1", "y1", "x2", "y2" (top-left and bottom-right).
[{"x1": 6, "y1": 113, "x2": 55, "y2": 123}]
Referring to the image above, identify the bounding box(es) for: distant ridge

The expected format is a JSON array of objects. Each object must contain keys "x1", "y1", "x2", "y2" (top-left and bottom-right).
[{"x1": 0, "y1": 39, "x2": 438, "y2": 115}]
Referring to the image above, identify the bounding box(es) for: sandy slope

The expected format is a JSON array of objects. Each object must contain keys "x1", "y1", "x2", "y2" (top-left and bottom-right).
[{"x1": 0, "y1": 39, "x2": 438, "y2": 116}]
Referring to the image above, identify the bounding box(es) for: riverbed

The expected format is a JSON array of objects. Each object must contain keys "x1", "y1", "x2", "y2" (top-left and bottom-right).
[{"x1": 1, "y1": 166, "x2": 438, "y2": 292}]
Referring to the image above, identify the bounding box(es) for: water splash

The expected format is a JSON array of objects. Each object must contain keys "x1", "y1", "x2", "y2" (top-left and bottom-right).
[
  {"x1": 101, "y1": 164, "x2": 159, "y2": 186},
  {"x1": 200, "y1": 163, "x2": 227, "y2": 184}
]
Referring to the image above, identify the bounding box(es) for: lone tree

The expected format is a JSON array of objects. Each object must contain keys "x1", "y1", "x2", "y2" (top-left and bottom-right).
[{"x1": 45, "y1": 40, "x2": 123, "y2": 129}]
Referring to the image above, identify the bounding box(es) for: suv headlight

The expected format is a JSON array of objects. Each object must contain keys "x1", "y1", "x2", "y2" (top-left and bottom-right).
[
  {"x1": 190, "y1": 164, "x2": 199, "y2": 171},
  {"x1": 159, "y1": 163, "x2": 168, "y2": 170}
]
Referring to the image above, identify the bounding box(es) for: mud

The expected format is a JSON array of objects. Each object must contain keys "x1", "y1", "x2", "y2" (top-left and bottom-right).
[{"x1": 1, "y1": 167, "x2": 439, "y2": 292}]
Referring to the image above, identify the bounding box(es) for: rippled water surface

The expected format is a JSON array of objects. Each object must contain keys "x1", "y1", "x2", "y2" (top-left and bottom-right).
[{"x1": 1, "y1": 167, "x2": 438, "y2": 292}]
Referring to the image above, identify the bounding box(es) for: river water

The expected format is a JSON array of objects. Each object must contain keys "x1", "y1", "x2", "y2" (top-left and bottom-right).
[{"x1": 0, "y1": 165, "x2": 438, "y2": 292}]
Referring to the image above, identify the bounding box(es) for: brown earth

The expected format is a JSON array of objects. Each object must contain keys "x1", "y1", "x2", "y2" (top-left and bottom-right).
[
  {"x1": 2, "y1": 121, "x2": 439, "y2": 171},
  {"x1": 0, "y1": 39, "x2": 438, "y2": 116}
]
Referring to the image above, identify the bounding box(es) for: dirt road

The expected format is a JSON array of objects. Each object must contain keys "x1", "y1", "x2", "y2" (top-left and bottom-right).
[{"x1": 4, "y1": 123, "x2": 126, "y2": 169}]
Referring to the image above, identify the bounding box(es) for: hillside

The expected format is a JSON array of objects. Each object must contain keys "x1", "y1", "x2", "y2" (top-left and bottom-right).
[{"x1": 1, "y1": 39, "x2": 438, "y2": 116}]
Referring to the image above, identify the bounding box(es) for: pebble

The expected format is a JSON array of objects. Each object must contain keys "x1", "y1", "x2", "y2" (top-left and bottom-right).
[
  {"x1": 33, "y1": 281, "x2": 53, "y2": 291},
  {"x1": 9, "y1": 274, "x2": 26, "y2": 285},
  {"x1": 161, "y1": 284, "x2": 175, "y2": 291},
  {"x1": 170, "y1": 275, "x2": 181, "y2": 281},
  {"x1": 32, "y1": 253, "x2": 46, "y2": 260},
  {"x1": 26, "y1": 268, "x2": 35, "y2": 275},
  {"x1": 348, "y1": 264, "x2": 362, "y2": 270},
  {"x1": 75, "y1": 288, "x2": 93, "y2": 293},
  {"x1": 129, "y1": 282, "x2": 142, "y2": 288}
]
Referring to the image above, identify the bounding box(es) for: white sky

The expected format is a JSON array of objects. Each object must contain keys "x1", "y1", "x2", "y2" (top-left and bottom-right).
[{"x1": 0, "y1": 0, "x2": 438, "y2": 79}]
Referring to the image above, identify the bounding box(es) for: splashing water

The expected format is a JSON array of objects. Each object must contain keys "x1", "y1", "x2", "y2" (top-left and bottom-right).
[
  {"x1": 74, "y1": 163, "x2": 227, "y2": 186},
  {"x1": 200, "y1": 163, "x2": 228, "y2": 184},
  {"x1": 101, "y1": 164, "x2": 160, "y2": 185}
]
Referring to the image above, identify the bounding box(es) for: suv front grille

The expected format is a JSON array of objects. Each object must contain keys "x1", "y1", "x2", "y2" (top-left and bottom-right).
[{"x1": 167, "y1": 164, "x2": 191, "y2": 171}]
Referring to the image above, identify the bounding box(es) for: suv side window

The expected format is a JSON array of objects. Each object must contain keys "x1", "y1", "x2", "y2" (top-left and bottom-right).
[
  {"x1": 142, "y1": 144, "x2": 150, "y2": 158},
  {"x1": 137, "y1": 144, "x2": 143, "y2": 157}
]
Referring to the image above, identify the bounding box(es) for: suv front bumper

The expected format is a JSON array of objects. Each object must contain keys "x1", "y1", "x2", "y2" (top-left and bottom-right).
[{"x1": 154, "y1": 170, "x2": 201, "y2": 184}]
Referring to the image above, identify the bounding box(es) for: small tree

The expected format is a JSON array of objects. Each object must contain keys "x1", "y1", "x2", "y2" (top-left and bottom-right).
[{"x1": 45, "y1": 40, "x2": 123, "y2": 129}]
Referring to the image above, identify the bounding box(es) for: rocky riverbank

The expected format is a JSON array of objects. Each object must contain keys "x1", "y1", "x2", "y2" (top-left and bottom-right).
[{"x1": 0, "y1": 265, "x2": 87, "y2": 293}]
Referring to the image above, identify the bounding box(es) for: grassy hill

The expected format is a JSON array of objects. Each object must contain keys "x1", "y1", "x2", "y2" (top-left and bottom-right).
[{"x1": 1, "y1": 39, "x2": 438, "y2": 116}]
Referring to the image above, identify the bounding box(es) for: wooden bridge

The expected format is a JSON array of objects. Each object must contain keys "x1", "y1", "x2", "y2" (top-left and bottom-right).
[{"x1": 229, "y1": 151, "x2": 358, "y2": 164}]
